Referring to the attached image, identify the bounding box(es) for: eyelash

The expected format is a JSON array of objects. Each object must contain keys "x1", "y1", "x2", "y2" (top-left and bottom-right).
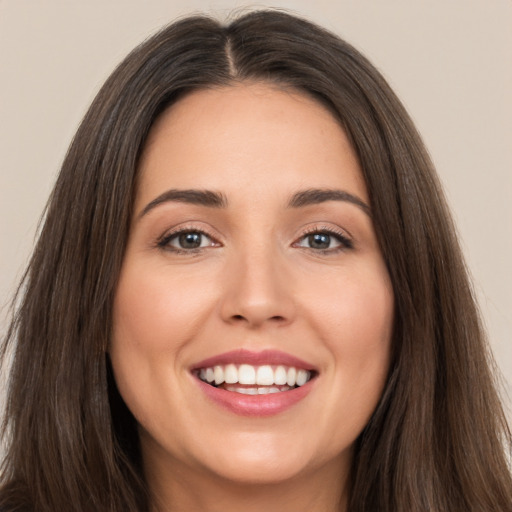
[
  {"x1": 156, "y1": 225, "x2": 353, "y2": 254},
  {"x1": 156, "y1": 226, "x2": 218, "y2": 255},
  {"x1": 296, "y1": 226, "x2": 354, "y2": 253}
]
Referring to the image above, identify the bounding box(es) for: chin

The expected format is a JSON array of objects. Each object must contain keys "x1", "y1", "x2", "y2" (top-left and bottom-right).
[
  {"x1": 206, "y1": 453, "x2": 306, "y2": 485},
  {"x1": 188, "y1": 432, "x2": 345, "y2": 487}
]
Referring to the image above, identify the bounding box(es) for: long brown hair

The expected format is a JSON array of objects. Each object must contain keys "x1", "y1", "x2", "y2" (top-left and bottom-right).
[{"x1": 1, "y1": 10, "x2": 511, "y2": 512}]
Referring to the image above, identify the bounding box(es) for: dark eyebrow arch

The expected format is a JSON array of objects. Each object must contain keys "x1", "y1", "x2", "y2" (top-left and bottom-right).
[
  {"x1": 288, "y1": 188, "x2": 371, "y2": 216},
  {"x1": 139, "y1": 189, "x2": 227, "y2": 219}
]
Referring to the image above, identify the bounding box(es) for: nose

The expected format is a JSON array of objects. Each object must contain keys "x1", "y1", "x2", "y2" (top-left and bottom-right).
[{"x1": 219, "y1": 245, "x2": 296, "y2": 329}]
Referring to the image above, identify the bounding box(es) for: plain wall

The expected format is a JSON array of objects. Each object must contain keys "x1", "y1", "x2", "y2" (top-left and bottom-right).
[{"x1": 0, "y1": 0, "x2": 511, "y2": 418}]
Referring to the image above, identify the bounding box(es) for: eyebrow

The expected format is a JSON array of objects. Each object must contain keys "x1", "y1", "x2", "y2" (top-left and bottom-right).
[
  {"x1": 288, "y1": 188, "x2": 371, "y2": 216},
  {"x1": 139, "y1": 187, "x2": 371, "y2": 219},
  {"x1": 139, "y1": 189, "x2": 227, "y2": 218}
]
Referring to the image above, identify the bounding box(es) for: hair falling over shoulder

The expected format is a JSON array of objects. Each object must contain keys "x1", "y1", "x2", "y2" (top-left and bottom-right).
[{"x1": 1, "y1": 9, "x2": 511, "y2": 512}]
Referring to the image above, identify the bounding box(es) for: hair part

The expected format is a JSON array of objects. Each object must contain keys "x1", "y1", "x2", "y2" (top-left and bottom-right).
[{"x1": 1, "y1": 9, "x2": 511, "y2": 512}]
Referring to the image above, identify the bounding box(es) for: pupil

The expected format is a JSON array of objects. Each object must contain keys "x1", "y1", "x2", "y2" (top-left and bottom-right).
[
  {"x1": 179, "y1": 232, "x2": 201, "y2": 249},
  {"x1": 309, "y1": 233, "x2": 330, "y2": 249}
]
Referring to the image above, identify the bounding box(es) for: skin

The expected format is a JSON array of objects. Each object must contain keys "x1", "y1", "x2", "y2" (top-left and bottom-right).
[{"x1": 111, "y1": 83, "x2": 394, "y2": 512}]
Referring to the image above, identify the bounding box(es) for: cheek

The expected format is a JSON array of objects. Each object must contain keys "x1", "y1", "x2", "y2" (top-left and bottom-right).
[
  {"x1": 109, "y1": 263, "x2": 216, "y2": 421},
  {"x1": 111, "y1": 262, "x2": 216, "y2": 356},
  {"x1": 304, "y1": 263, "x2": 394, "y2": 384},
  {"x1": 314, "y1": 265, "x2": 392, "y2": 324}
]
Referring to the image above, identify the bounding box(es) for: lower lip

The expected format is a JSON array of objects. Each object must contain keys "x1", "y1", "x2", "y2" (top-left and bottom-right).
[{"x1": 195, "y1": 378, "x2": 315, "y2": 417}]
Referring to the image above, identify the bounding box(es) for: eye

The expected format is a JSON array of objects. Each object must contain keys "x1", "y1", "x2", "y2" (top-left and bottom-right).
[
  {"x1": 158, "y1": 229, "x2": 217, "y2": 252},
  {"x1": 295, "y1": 229, "x2": 353, "y2": 252}
]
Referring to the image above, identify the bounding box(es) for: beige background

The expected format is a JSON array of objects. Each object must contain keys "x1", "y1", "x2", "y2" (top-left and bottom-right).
[{"x1": 0, "y1": 0, "x2": 511, "y2": 418}]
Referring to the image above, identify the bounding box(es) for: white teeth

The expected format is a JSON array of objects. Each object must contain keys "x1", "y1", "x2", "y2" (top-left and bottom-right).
[
  {"x1": 286, "y1": 367, "x2": 296, "y2": 386},
  {"x1": 274, "y1": 365, "x2": 287, "y2": 385},
  {"x1": 198, "y1": 363, "x2": 313, "y2": 389},
  {"x1": 214, "y1": 365, "x2": 224, "y2": 385},
  {"x1": 239, "y1": 364, "x2": 256, "y2": 385},
  {"x1": 296, "y1": 369, "x2": 309, "y2": 386},
  {"x1": 256, "y1": 365, "x2": 274, "y2": 385},
  {"x1": 225, "y1": 364, "x2": 238, "y2": 384},
  {"x1": 225, "y1": 385, "x2": 292, "y2": 395}
]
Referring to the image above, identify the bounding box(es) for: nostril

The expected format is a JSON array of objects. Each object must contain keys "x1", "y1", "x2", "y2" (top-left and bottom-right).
[{"x1": 230, "y1": 314, "x2": 287, "y2": 324}]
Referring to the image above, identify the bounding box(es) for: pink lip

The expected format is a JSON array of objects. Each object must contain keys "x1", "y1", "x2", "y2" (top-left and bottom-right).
[
  {"x1": 191, "y1": 349, "x2": 317, "y2": 417},
  {"x1": 191, "y1": 349, "x2": 316, "y2": 370},
  {"x1": 195, "y1": 377, "x2": 315, "y2": 417}
]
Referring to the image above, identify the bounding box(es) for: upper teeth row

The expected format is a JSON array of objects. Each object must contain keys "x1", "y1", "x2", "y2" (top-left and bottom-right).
[{"x1": 198, "y1": 364, "x2": 311, "y2": 387}]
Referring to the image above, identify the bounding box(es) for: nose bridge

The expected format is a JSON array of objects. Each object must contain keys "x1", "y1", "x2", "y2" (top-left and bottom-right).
[{"x1": 220, "y1": 237, "x2": 294, "y2": 327}]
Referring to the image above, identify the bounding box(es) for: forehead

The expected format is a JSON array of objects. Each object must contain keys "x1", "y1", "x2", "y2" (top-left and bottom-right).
[{"x1": 136, "y1": 83, "x2": 368, "y2": 210}]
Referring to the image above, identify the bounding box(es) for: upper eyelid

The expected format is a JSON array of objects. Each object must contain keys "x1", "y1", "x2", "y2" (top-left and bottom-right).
[
  {"x1": 157, "y1": 226, "x2": 221, "y2": 249},
  {"x1": 298, "y1": 223, "x2": 353, "y2": 240},
  {"x1": 293, "y1": 224, "x2": 354, "y2": 251},
  {"x1": 159, "y1": 223, "x2": 220, "y2": 239}
]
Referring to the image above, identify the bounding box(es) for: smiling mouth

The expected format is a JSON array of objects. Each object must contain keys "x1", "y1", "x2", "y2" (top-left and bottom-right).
[{"x1": 194, "y1": 364, "x2": 316, "y2": 395}]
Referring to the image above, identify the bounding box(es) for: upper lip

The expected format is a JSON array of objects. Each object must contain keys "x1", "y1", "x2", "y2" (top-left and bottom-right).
[{"x1": 191, "y1": 349, "x2": 316, "y2": 371}]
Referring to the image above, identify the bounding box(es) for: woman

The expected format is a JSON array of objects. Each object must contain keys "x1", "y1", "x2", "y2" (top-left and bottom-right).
[{"x1": 1, "y1": 9, "x2": 511, "y2": 512}]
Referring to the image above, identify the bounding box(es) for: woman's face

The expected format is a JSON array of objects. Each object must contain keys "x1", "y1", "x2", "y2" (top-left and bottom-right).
[{"x1": 111, "y1": 83, "x2": 394, "y2": 489}]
